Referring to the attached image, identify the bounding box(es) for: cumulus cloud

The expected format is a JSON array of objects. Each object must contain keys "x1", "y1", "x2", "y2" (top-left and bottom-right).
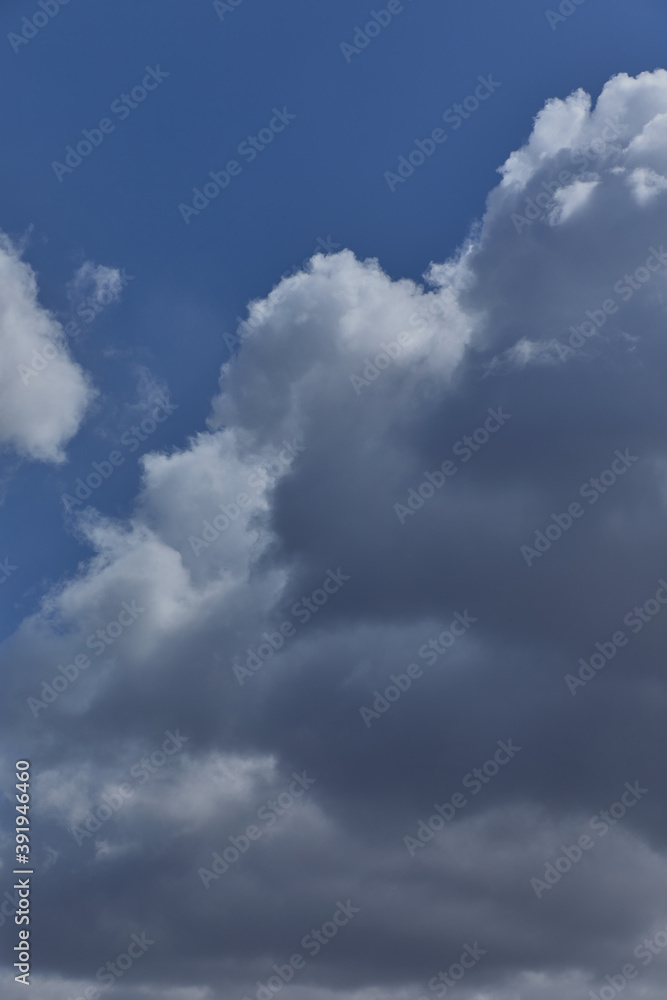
[
  {"x1": 6, "y1": 70, "x2": 667, "y2": 1000},
  {"x1": 0, "y1": 234, "x2": 94, "y2": 463}
]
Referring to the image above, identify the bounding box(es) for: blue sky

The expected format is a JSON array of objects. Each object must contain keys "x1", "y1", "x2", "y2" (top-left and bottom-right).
[{"x1": 5, "y1": 3, "x2": 667, "y2": 998}]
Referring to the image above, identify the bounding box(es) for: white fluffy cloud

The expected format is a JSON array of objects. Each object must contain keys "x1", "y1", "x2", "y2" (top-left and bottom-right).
[{"x1": 0, "y1": 234, "x2": 94, "y2": 463}]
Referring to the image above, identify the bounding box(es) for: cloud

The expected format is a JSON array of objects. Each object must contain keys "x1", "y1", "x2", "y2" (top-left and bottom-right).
[
  {"x1": 0, "y1": 234, "x2": 94, "y2": 463},
  {"x1": 67, "y1": 260, "x2": 125, "y2": 311},
  {"x1": 5, "y1": 70, "x2": 667, "y2": 999}
]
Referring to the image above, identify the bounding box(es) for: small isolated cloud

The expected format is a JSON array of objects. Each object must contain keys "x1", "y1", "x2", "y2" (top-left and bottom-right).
[
  {"x1": 0, "y1": 234, "x2": 94, "y2": 463},
  {"x1": 67, "y1": 260, "x2": 125, "y2": 311}
]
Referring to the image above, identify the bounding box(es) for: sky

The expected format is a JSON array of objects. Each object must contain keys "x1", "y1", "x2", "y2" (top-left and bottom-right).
[{"x1": 3, "y1": 0, "x2": 667, "y2": 998}]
